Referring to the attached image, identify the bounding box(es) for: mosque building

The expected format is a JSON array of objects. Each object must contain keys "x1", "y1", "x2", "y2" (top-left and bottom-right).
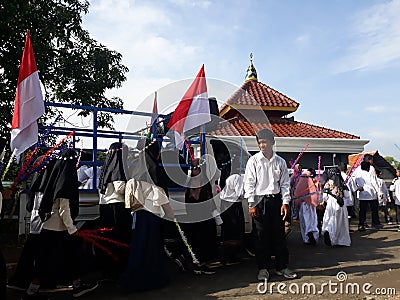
[{"x1": 213, "y1": 54, "x2": 368, "y2": 168}]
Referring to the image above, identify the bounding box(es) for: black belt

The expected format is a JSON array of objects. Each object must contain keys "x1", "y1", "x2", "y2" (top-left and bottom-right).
[{"x1": 263, "y1": 193, "x2": 281, "y2": 198}]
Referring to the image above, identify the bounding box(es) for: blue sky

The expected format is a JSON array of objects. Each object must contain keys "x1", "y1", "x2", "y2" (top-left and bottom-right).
[{"x1": 82, "y1": 0, "x2": 400, "y2": 159}]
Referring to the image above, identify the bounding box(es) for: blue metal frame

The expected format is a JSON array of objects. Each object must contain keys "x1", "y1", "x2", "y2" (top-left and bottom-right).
[{"x1": 42, "y1": 102, "x2": 170, "y2": 192}]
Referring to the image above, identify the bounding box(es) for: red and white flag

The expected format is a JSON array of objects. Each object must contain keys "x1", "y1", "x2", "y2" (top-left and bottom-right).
[
  {"x1": 10, "y1": 31, "x2": 45, "y2": 161},
  {"x1": 168, "y1": 64, "x2": 210, "y2": 149}
]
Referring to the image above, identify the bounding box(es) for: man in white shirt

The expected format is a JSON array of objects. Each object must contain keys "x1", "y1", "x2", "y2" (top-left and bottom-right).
[
  {"x1": 244, "y1": 129, "x2": 296, "y2": 281},
  {"x1": 355, "y1": 161, "x2": 382, "y2": 231}
]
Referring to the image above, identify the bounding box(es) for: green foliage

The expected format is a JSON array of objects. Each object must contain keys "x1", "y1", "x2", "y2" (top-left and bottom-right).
[
  {"x1": 0, "y1": 0, "x2": 129, "y2": 143},
  {"x1": 384, "y1": 156, "x2": 400, "y2": 169}
]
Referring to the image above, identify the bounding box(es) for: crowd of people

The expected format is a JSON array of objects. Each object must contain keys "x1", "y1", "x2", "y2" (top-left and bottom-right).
[{"x1": 3, "y1": 129, "x2": 400, "y2": 299}]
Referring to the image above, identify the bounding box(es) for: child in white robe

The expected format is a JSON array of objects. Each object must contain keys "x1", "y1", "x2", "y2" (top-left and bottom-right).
[
  {"x1": 293, "y1": 169, "x2": 319, "y2": 245},
  {"x1": 321, "y1": 167, "x2": 351, "y2": 247}
]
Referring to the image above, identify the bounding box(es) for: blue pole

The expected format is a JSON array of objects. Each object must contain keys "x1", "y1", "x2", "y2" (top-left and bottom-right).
[{"x1": 93, "y1": 109, "x2": 98, "y2": 189}]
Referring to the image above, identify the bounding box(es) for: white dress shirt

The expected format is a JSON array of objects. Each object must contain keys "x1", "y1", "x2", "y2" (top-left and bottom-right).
[
  {"x1": 353, "y1": 165, "x2": 382, "y2": 198},
  {"x1": 355, "y1": 170, "x2": 378, "y2": 200},
  {"x1": 244, "y1": 151, "x2": 290, "y2": 206},
  {"x1": 393, "y1": 179, "x2": 400, "y2": 205}
]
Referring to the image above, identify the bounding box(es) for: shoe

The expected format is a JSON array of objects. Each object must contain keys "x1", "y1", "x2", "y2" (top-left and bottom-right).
[
  {"x1": 193, "y1": 265, "x2": 216, "y2": 275},
  {"x1": 387, "y1": 222, "x2": 393, "y2": 225},
  {"x1": 245, "y1": 248, "x2": 255, "y2": 257},
  {"x1": 275, "y1": 268, "x2": 297, "y2": 279},
  {"x1": 307, "y1": 232, "x2": 316, "y2": 246},
  {"x1": 257, "y1": 269, "x2": 270, "y2": 281},
  {"x1": 371, "y1": 224, "x2": 383, "y2": 229},
  {"x1": 72, "y1": 282, "x2": 99, "y2": 297},
  {"x1": 323, "y1": 231, "x2": 332, "y2": 246},
  {"x1": 173, "y1": 256, "x2": 186, "y2": 272},
  {"x1": 358, "y1": 226, "x2": 366, "y2": 232},
  {"x1": 21, "y1": 292, "x2": 49, "y2": 300}
]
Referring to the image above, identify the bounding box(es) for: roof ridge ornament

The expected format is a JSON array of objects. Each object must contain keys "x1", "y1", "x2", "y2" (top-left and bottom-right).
[{"x1": 245, "y1": 52, "x2": 258, "y2": 82}]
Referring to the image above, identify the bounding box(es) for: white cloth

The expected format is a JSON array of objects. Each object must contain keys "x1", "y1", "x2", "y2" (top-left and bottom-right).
[
  {"x1": 341, "y1": 172, "x2": 355, "y2": 206},
  {"x1": 353, "y1": 165, "x2": 382, "y2": 198},
  {"x1": 42, "y1": 198, "x2": 77, "y2": 235},
  {"x1": 30, "y1": 192, "x2": 44, "y2": 234},
  {"x1": 99, "y1": 180, "x2": 125, "y2": 205},
  {"x1": 393, "y1": 179, "x2": 400, "y2": 206},
  {"x1": 220, "y1": 174, "x2": 244, "y2": 203},
  {"x1": 83, "y1": 166, "x2": 101, "y2": 189},
  {"x1": 298, "y1": 202, "x2": 319, "y2": 244},
  {"x1": 355, "y1": 170, "x2": 378, "y2": 200},
  {"x1": 322, "y1": 193, "x2": 351, "y2": 246},
  {"x1": 244, "y1": 151, "x2": 290, "y2": 206},
  {"x1": 77, "y1": 165, "x2": 89, "y2": 186},
  {"x1": 125, "y1": 178, "x2": 170, "y2": 217},
  {"x1": 377, "y1": 177, "x2": 390, "y2": 206}
]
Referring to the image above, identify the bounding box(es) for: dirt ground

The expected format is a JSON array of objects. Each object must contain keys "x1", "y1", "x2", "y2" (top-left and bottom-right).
[{"x1": 2, "y1": 218, "x2": 400, "y2": 300}]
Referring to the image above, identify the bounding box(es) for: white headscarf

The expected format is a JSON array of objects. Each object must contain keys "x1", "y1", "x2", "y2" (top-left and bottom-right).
[{"x1": 219, "y1": 174, "x2": 244, "y2": 203}]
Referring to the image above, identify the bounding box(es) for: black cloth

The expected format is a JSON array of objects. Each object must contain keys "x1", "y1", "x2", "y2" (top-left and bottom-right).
[
  {"x1": 99, "y1": 142, "x2": 127, "y2": 194},
  {"x1": 27, "y1": 158, "x2": 55, "y2": 212},
  {"x1": 253, "y1": 194, "x2": 289, "y2": 271},
  {"x1": 183, "y1": 181, "x2": 217, "y2": 263},
  {"x1": 98, "y1": 202, "x2": 132, "y2": 278},
  {"x1": 132, "y1": 139, "x2": 169, "y2": 191},
  {"x1": 0, "y1": 249, "x2": 6, "y2": 300},
  {"x1": 324, "y1": 167, "x2": 345, "y2": 207},
  {"x1": 221, "y1": 201, "x2": 245, "y2": 241},
  {"x1": 358, "y1": 200, "x2": 380, "y2": 226},
  {"x1": 8, "y1": 234, "x2": 42, "y2": 289},
  {"x1": 396, "y1": 204, "x2": 400, "y2": 224},
  {"x1": 39, "y1": 149, "x2": 79, "y2": 222},
  {"x1": 37, "y1": 229, "x2": 80, "y2": 286}
]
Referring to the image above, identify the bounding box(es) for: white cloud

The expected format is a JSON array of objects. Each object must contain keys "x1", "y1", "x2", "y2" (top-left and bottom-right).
[
  {"x1": 333, "y1": 0, "x2": 400, "y2": 73},
  {"x1": 296, "y1": 34, "x2": 310, "y2": 44},
  {"x1": 86, "y1": 0, "x2": 201, "y2": 71},
  {"x1": 365, "y1": 105, "x2": 387, "y2": 113}
]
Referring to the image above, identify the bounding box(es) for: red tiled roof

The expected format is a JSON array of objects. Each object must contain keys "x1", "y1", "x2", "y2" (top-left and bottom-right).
[
  {"x1": 220, "y1": 80, "x2": 300, "y2": 112},
  {"x1": 212, "y1": 117, "x2": 360, "y2": 139}
]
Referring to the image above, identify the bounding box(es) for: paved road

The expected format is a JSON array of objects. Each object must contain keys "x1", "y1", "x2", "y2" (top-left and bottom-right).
[{"x1": 4, "y1": 221, "x2": 400, "y2": 300}]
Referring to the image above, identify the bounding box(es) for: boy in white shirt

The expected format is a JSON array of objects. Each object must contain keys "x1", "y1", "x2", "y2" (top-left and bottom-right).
[
  {"x1": 244, "y1": 129, "x2": 296, "y2": 281},
  {"x1": 355, "y1": 161, "x2": 382, "y2": 231}
]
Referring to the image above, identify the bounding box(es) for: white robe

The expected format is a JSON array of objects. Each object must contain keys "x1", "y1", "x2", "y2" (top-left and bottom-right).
[
  {"x1": 299, "y1": 202, "x2": 319, "y2": 244},
  {"x1": 322, "y1": 193, "x2": 351, "y2": 246}
]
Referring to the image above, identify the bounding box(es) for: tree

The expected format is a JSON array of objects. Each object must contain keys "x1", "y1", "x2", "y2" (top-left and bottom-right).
[
  {"x1": 0, "y1": 0, "x2": 129, "y2": 144},
  {"x1": 384, "y1": 156, "x2": 400, "y2": 169}
]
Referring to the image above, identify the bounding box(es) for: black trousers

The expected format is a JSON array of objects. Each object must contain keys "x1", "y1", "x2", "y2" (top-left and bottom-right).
[
  {"x1": 396, "y1": 205, "x2": 400, "y2": 223},
  {"x1": 253, "y1": 195, "x2": 289, "y2": 271},
  {"x1": 358, "y1": 200, "x2": 379, "y2": 226}
]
